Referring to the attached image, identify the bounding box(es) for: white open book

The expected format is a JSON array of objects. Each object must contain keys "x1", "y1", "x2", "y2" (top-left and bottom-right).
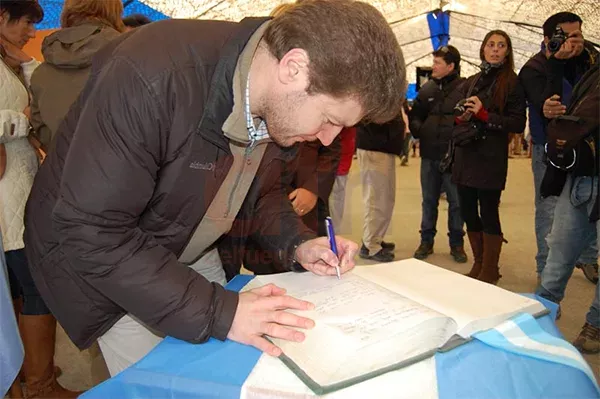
[{"x1": 242, "y1": 259, "x2": 548, "y2": 395}]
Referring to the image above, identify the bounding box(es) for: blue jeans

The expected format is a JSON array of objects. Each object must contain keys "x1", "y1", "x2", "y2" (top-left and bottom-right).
[
  {"x1": 5, "y1": 249, "x2": 50, "y2": 315},
  {"x1": 531, "y1": 144, "x2": 597, "y2": 274},
  {"x1": 536, "y1": 175, "x2": 599, "y2": 328},
  {"x1": 420, "y1": 158, "x2": 464, "y2": 247}
]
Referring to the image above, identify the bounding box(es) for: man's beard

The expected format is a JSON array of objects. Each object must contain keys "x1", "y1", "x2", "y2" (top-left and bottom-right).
[{"x1": 263, "y1": 91, "x2": 308, "y2": 148}]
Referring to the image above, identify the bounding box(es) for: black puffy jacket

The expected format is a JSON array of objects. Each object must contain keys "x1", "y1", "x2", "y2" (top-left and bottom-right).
[
  {"x1": 452, "y1": 68, "x2": 526, "y2": 191},
  {"x1": 409, "y1": 73, "x2": 464, "y2": 161},
  {"x1": 356, "y1": 115, "x2": 405, "y2": 155}
]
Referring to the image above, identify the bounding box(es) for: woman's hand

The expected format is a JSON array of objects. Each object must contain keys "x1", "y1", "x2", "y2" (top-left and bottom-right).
[{"x1": 464, "y1": 96, "x2": 483, "y2": 115}]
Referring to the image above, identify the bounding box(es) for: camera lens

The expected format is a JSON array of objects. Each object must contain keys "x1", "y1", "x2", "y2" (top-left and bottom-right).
[{"x1": 548, "y1": 39, "x2": 562, "y2": 52}]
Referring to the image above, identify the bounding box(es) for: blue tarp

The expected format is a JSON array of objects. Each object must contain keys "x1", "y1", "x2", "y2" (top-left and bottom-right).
[
  {"x1": 427, "y1": 10, "x2": 450, "y2": 52},
  {"x1": 36, "y1": 0, "x2": 169, "y2": 30}
]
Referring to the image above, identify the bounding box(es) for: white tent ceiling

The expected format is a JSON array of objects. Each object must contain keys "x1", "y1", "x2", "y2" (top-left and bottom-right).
[{"x1": 142, "y1": 0, "x2": 599, "y2": 82}]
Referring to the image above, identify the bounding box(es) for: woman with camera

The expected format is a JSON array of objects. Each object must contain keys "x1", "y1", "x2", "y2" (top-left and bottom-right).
[{"x1": 452, "y1": 30, "x2": 526, "y2": 284}]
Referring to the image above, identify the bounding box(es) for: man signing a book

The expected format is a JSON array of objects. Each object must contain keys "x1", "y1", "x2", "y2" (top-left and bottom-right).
[{"x1": 23, "y1": 0, "x2": 406, "y2": 376}]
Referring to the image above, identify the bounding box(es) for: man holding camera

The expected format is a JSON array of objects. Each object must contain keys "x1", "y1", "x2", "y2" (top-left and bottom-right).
[
  {"x1": 409, "y1": 45, "x2": 467, "y2": 263},
  {"x1": 519, "y1": 12, "x2": 598, "y2": 285},
  {"x1": 527, "y1": 13, "x2": 599, "y2": 353}
]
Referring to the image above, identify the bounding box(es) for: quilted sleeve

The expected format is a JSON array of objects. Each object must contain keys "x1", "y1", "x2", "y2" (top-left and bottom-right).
[{"x1": 0, "y1": 109, "x2": 29, "y2": 144}]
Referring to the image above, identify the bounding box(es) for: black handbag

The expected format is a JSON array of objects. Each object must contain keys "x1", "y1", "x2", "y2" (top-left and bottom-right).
[{"x1": 452, "y1": 120, "x2": 482, "y2": 147}]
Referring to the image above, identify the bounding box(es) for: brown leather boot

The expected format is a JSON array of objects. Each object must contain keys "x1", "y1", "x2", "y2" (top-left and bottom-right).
[
  {"x1": 478, "y1": 233, "x2": 504, "y2": 284},
  {"x1": 19, "y1": 314, "x2": 83, "y2": 399},
  {"x1": 464, "y1": 231, "x2": 483, "y2": 278}
]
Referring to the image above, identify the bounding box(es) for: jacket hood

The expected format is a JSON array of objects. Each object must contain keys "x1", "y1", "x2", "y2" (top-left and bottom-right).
[{"x1": 41, "y1": 24, "x2": 120, "y2": 69}]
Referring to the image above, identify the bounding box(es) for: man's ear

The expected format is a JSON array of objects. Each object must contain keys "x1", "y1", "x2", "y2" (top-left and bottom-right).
[{"x1": 277, "y1": 48, "x2": 310, "y2": 85}]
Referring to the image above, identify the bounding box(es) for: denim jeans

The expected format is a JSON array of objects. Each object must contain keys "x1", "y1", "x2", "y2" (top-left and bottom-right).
[
  {"x1": 5, "y1": 249, "x2": 50, "y2": 315},
  {"x1": 420, "y1": 158, "x2": 464, "y2": 247},
  {"x1": 536, "y1": 175, "x2": 599, "y2": 328},
  {"x1": 532, "y1": 144, "x2": 598, "y2": 274}
]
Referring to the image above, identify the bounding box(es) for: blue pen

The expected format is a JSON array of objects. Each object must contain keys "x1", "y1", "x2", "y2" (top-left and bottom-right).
[{"x1": 325, "y1": 216, "x2": 341, "y2": 279}]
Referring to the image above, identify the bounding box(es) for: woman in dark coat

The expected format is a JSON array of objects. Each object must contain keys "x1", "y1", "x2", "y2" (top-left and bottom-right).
[{"x1": 452, "y1": 30, "x2": 526, "y2": 284}]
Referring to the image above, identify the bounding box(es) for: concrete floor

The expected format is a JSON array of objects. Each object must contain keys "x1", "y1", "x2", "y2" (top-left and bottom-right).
[{"x1": 53, "y1": 156, "x2": 599, "y2": 392}]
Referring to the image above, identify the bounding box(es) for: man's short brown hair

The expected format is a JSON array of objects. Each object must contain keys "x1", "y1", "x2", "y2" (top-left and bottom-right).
[{"x1": 263, "y1": 0, "x2": 406, "y2": 124}]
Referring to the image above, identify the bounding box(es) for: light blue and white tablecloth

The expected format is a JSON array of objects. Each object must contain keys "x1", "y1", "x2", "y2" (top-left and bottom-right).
[{"x1": 81, "y1": 275, "x2": 599, "y2": 398}]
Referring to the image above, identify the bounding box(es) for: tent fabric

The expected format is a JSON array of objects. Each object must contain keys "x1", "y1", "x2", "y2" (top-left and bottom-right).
[
  {"x1": 35, "y1": 0, "x2": 169, "y2": 30},
  {"x1": 147, "y1": 0, "x2": 599, "y2": 83},
  {"x1": 35, "y1": 1, "x2": 599, "y2": 84}
]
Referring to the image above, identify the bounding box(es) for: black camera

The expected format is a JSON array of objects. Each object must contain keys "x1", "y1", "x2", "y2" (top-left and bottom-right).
[
  {"x1": 548, "y1": 26, "x2": 567, "y2": 54},
  {"x1": 454, "y1": 98, "x2": 469, "y2": 115}
]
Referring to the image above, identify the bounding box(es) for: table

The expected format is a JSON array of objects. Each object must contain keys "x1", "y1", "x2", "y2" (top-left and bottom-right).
[{"x1": 81, "y1": 275, "x2": 599, "y2": 399}]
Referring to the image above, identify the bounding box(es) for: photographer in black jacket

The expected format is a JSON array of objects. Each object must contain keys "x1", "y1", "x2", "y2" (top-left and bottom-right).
[
  {"x1": 534, "y1": 19, "x2": 599, "y2": 353},
  {"x1": 519, "y1": 12, "x2": 598, "y2": 284},
  {"x1": 409, "y1": 45, "x2": 467, "y2": 263}
]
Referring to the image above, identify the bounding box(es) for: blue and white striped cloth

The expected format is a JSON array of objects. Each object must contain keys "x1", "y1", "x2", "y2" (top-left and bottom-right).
[
  {"x1": 81, "y1": 276, "x2": 599, "y2": 399},
  {"x1": 0, "y1": 233, "x2": 23, "y2": 397}
]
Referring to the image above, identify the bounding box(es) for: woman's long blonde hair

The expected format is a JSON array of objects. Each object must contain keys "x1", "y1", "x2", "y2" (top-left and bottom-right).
[{"x1": 60, "y1": 0, "x2": 125, "y2": 32}]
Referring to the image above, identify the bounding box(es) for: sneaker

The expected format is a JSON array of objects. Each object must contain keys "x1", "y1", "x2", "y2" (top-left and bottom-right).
[
  {"x1": 381, "y1": 241, "x2": 396, "y2": 252},
  {"x1": 573, "y1": 322, "x2": 600, "y2": 354},
  {"x1": 361, "y1": 242, "x2": 394, "y2": 255},
  {"x1": 414, "y1": 242, "x2": 434, "y2": 260},
  {"x1": 359, "y1": 245, "x2": 395, "y2": 262},
  {"x1": 360, "y1": 244, "x2": 369, "y2": 258},
  {"x1": 450, "y1": 246, "x2": 468, "y2": 263},
  {"x1": 575, "y1": 262, "x2": 599, "y2": 284}
]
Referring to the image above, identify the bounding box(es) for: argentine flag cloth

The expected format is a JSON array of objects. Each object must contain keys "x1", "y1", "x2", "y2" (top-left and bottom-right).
[
  {"x1": 81, "y1": 275, "x2": 599, "y2": 399},
  {"x1": 0, "y1": 237, "x2": 24, "y2": 397}
]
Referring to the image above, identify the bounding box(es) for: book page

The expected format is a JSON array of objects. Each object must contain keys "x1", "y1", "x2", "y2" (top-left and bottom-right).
[
  {"x1": 354, "y1": 259, "x2": 546, "y2": 338},
  {"x1": 244, "y1": 272, "x2": 456, "y2": 387}
]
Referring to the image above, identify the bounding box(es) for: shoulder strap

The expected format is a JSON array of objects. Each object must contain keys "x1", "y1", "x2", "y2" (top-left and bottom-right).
[
  {"x1": 567, "y1": 64, "x2": 600, "y2": 113},
  {"x1": 465, "y1": 74, "x2": 480, "y2": 98}
]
